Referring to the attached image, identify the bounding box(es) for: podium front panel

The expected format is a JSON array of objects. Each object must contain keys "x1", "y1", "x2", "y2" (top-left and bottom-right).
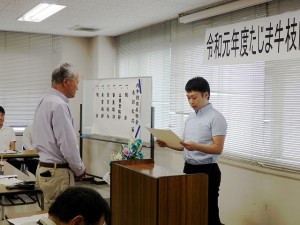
[{"x1": 111, "y1": 159, "x2": 208, "y2": 225}]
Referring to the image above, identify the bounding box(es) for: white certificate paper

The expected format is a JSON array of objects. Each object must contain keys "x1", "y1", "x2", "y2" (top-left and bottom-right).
[{"x1": 146, "y1": 127, "x2": 182, "y2": 149}]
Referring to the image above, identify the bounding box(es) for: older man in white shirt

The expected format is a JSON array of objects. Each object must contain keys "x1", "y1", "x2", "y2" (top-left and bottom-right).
[{"x1": 32, "y1": 63, "x2": 86, "y2": 209}]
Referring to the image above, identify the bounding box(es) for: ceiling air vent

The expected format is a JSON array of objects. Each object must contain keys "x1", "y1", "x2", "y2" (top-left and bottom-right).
[{"x1": 69, "y1": 25, "x2": 100, "y2": 32}]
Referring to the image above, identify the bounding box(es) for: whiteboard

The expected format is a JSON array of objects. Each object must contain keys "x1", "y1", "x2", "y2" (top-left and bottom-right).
[{"x1": 82, "y1": 77, "x2": 152, "y2": 144}]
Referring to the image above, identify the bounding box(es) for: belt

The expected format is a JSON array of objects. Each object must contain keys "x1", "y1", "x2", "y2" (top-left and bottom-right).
[{"x1": 39, "y1": 162, "x2": 69, "y2": 168}]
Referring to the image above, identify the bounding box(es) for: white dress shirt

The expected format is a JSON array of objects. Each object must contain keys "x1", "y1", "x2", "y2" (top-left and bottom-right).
[
  {"x1": 32, "y1": 88, "x2": 85, "y2": 176},
  {"x1": 22, "y1": 124, "x2": 34, "y2": 150},
  {"x1": 0, "y1": 125, "x2": 16, "y2": 150}
]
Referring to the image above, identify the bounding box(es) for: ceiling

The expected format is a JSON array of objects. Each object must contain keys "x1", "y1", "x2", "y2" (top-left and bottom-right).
[{"x1": 0, "y1": 0, "x2": 227, "y2": 37}]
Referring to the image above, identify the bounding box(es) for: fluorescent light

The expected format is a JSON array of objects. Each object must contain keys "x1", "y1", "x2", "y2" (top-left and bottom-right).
[
  {"x1": 18, "y1": 3, "x2": 66, "y2": 22},
  {"x1": 179, "y1": 0, "x2": 272, "y2": 24}
]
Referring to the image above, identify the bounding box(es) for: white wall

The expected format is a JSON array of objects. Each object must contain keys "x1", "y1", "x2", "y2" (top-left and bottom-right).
[
  {"x1": 219, "y1": 161, "x2": 300, "y2": 225},
  {"x1": 60, "y1": 36, "x2": 92, "y2": 135},
  {"x1": 90, "y1": 36, "x2": 116, "y2": 79}
]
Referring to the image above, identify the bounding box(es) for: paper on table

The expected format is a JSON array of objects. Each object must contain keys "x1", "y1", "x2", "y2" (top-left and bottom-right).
[
  {"x1": 8, "y1": 213, "x2": 48, "y2": 225},
  {"x1": 0, "y1": 150, "x2": 20, "y2": 154},
  {"x1": 146, "y1": 127, "x2": 182, "y2": 149},
  {"x1": 0, "y1": 175, "x2": 18, "y2": 179},
  {"x1": 0, "y1": 178, "x2": 22, "y2": 186}
]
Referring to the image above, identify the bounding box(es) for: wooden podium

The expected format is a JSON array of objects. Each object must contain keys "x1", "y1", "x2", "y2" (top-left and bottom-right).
[{"x1": 111, "y1": 159, "x2": 208, "y2": 225}]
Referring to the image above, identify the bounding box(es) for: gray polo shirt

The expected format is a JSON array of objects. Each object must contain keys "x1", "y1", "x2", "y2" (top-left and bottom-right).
[{"x1": 183, "y1": 103, "x2": 227, "y2": 165}]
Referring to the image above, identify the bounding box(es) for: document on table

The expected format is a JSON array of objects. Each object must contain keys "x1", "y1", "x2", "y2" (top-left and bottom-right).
[
  {"x1": 0, "y1": 150, "x2": 20, "y2": 154},
  {"x1": 0, "y1": 175, "x2": 18, "y2": 179},
  {"x1": 7, "y1": 213, "x2": 48, "y2": 225},
  {"x1": 146, "y1": 127, "x2": 183, "y2": 149},
  {"x1": 0, "y1": 177, "x2": 22, "y2": 186}
]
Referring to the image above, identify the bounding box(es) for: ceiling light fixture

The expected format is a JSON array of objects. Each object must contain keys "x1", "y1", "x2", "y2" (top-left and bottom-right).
[
  {"x1": 178, "y1": 0, "x2": 272, "y2": 24},
  {"x1": 18, "y1": 3, "x2": 66, "y2": 22}
]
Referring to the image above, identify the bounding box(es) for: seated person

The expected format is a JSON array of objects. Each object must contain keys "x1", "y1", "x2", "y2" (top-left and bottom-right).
[
  {"x1": 22, "y1": 124, "x2": 39, "y2": 175},
  {"x1": 23, "y1": 124, "x2": 34, "y2": 150},
  {"x1": 0, "y1": 106, "x2": 21, "y2": 170},
  {"x1": 37, "y1": 186, "x2": 110, "y2": 225},
  {"x1": 0, "y1": 106, "x2": 16, "y2": 151}
]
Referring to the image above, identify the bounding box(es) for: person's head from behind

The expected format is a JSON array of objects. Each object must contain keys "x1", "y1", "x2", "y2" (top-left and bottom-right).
[
  {"x1": 185, "y1": 77, "x2": 210, "y2": 111},
  {"x1": 48, "y1": 187, "x2": 110, "y2": 225},
  {"x1": 51, "y1": 63, "x2": 79, "y2": 98},
  {"x1": 0, "y1": 106, "x2": 5, "y2": 127}
]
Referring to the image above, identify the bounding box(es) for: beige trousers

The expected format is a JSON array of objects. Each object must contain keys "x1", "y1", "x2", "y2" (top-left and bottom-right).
[{"x1": 36, "y1": 164, "x2": 75, "y2": 209}]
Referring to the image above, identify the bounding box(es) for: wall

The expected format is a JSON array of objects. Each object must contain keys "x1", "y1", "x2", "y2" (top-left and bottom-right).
[
  {"x1": 90, "y1": 36, "x2": 116, "y2": 79},
  {"x1": 60, "y1": 36, "x2": 92, "y2": 135},
  {"x1": 218, "y1": 162, "x2": 300, "y2": 225}
]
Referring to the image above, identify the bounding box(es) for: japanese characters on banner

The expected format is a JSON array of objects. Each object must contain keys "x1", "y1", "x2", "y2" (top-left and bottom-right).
[
  {"x1": 91, "y1": 79, "x2": 142, "y2": 139},
  {"x1": 204, "y1": 10, "x2": 300, "y2": 64}
]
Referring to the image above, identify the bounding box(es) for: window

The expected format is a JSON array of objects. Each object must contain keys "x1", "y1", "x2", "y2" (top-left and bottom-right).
[
  {"x1": 0, "y1": 32, "x2": 61, "y2": 127},
  {"x1": 116, "y1": 23, "x2": 172, "y2": 129},
  {"x1": 116, "y1": 1, "x2": 300, "y2": 172}
]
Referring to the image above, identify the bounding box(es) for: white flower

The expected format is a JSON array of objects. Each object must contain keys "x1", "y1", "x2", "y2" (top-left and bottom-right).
[{"x1": 111, "y1": 151, "x2": 123, "y2": 161}]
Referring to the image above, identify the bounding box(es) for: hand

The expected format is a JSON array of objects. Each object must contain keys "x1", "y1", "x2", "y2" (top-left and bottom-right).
[
  {"x1": 75, "y1": 170, "x2": 86, "y2": 181},
  {"x1": 180, "y1": 141, "x2": 196, "y2": 151},
  {"x1": 156, "y1": 139, "x2": 167, "y2": 148}
]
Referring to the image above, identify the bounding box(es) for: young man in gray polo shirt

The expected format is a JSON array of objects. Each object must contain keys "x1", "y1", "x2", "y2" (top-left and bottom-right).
[{"x1": 157, "y1": 77, "x2": 227, "y2": 225}]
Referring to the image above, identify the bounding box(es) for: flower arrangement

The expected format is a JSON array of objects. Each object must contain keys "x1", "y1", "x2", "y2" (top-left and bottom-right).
[
  {"x1": 111, "y1": 137, "x2": 144, "y2": 161},
  {"x1": 103, "y1": 137, "x2": 144, "y2": 185}
]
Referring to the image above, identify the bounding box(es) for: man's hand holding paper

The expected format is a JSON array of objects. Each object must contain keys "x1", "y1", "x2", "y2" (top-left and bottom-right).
[
  {"x1": 180, "y1": 141, "x2": 197, "y2": 151},
  {"x1": 146, "y1": 127, "x2": 183, "y2": 150}
]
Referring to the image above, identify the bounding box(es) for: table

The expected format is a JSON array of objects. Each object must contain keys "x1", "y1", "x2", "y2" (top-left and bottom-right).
[
  {"x1": 5, "y1": 210, "x2": 48, "y2": 225},
  {"x1": 1, "y1": 150, "x2": 39, "y2": 159},
  {"x1": 1, "y1": 150, "x2": 39, "y2": 173},
  {"x1": 0, "y1": 161, "x2": 43, "y2": 220},
  {"x1": 6, "y1": 210, "x2": 47, "y2": 219}
]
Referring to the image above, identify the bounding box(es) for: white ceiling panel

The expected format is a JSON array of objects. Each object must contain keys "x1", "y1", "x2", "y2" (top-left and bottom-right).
[{"x1": 0, "y1": 0, "x2": 227, "y2": 37}]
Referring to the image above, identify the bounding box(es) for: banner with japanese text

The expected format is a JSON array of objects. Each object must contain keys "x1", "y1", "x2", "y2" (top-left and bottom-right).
[{"x1": 204, "y1": 10, "x2": 300, "y2": 64}]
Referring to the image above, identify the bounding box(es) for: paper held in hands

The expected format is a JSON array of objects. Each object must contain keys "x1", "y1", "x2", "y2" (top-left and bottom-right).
[{"x1": 146, "y1": 127, "x2": 183, "y2": 149}]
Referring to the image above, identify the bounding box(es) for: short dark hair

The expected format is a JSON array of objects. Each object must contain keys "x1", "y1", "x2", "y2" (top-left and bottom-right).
[
  {"x1": 48, "y1": 187, "x2": 110, "y2": 225},
  {"x1": 51, "y1": 63, "x2": 77, "y2": 84},
  {"x1": 0, "y1": 106, "x2": 5, "y2": 115},
  {"x1": 185, "y1": 77, "x2": 210, "y2": 100}
]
